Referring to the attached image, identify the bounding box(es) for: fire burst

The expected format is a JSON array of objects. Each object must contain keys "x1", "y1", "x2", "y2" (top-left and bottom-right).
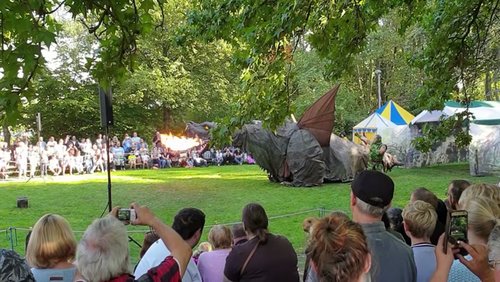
[{"x1": 160, "y1": 133, "x2": 201, "y2": 152}]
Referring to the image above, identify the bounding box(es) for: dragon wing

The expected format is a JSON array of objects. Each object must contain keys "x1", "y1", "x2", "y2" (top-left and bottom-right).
[{"x1": 297, "y1": 85, "x2": 340, "y2": 147}]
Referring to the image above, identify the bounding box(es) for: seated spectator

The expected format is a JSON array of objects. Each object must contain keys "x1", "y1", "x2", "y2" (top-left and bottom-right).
[
  {"x1": 410, "y1": 187, "x2": 446, "y2": 245},
  {"x1": 402, "y1": 200, "x2": 438, "y2": 282},
  {"x1": 202, "y1": 150, "x2": 214, "y2": 164},
  {"x1": 350, "y1": 170, "x2": 416, "y2": 281},
  {"x1": 76, "y1": 203, "x2": 191, "y2": 282},
  {"x1": 231, "y1": 223, "x2": 248, "y2": 246},
  {"x1": 193, "y1": 242, "x2": 212, "y2": 265},
  {"x1": 307, "y1": 214, "x2": 371, "y2": 282},
  {"x1": 215, "y1": 150, "x2": 223, "y2": 166},
  {"x1": 447, "y1": 190, "x2": 500, "y2": 282},
  {"x1": 26, "y1": 214, "x2": 77, "y2": 282},
  {"x1": 135, "y1": 208, "x2": 206, "y2": 282},
  {"x1": 198, "y1": 225, "x2": 233, "y2": 282},
  {"x1": 48, "y1": 156, "x2": 61, "y2": 176},
  {"x1": 0, "y1": 249, "x2": 35, "y2": 281},
  {"x1": 446, "y1": 179, "x2": 471, "y2": 210},
  {"x1": 245, "y1": 153, "x2": 255, "y2": 164},
  {"x1": 224, "y1": 203, "x2": 299, "y2": 282},
  {"x1": 234, "y1": 149, "x2": 243, "y2": 165}
]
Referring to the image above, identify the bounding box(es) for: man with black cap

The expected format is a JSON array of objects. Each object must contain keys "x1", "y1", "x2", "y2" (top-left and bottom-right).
[{"x1": 350, "y1": 170, "x2": 417, "y2": 282}]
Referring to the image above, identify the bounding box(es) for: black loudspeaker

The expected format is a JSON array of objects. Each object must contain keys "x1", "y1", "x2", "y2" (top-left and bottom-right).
[{"x1": 99, "y1": 87, "x2": 113, "y2": 127}]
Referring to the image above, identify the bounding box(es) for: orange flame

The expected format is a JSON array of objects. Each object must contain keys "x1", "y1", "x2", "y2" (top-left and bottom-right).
[{"x1": 160, "y1": 133, "x2": 201, "y2": 152}]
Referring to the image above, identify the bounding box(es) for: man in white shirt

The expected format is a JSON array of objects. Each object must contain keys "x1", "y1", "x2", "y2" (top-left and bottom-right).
[{"x1": 134, "y1": 208, "x2": 206, "y2": 282}]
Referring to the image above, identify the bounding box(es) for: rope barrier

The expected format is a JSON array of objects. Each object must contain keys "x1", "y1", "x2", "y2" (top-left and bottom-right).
[{"x1": 1, "y1": 207, "x2": 334, "y2": 252}]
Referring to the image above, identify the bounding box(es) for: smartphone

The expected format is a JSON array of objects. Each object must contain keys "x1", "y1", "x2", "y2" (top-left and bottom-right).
[
  {"x1": 117, "y1": 208, "x2": 136, "y2": 222},
  {"x1": 444, "y1": 210, "x2": 468, "y2": 256}
]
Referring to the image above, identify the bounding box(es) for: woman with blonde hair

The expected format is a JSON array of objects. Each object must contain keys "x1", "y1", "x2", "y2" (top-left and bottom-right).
[
  {"x1": 26, "y1": 214, "x2": 77, "y2": 282},
  {"x1": 447, "y1": 195, "x2": 500, "y2": 282},
  {"x1": 307, "y1": 214, "x2": 371, "y2": 282},
  {"x1": 198, "y1": 225, "x2": 232, "y2": 282}
]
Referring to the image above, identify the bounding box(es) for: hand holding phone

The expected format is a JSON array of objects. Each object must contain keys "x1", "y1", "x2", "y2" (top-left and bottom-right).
[
  {"x1": 117, "y1": 208, "x2": 136, "y2": 222},
  {"x1": 444, "y1": 210, "x2": 468, "y2": 257}
]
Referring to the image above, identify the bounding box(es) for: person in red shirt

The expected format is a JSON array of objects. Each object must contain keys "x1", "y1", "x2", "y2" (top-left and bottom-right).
[{"x1": 75, "y1": 203, "x2": 191, "y2": 282}]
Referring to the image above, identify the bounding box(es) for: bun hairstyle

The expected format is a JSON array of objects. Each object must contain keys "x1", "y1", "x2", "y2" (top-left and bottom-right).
[
  {"x1": 308, "y1": 214, "x2": 370, "y2": 282},
  {"x1": 242, "y1": 203, "x2": 269, "y2": 243}
]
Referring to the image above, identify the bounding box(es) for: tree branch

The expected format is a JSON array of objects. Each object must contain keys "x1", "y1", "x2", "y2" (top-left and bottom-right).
[{"x1": 46, "y1": 0, "x2": 66, "y2": 14}]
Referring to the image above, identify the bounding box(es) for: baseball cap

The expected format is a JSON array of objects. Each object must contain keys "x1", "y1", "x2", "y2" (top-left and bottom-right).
[
  {"x1": 0, "y1": 249, "x2": 35, "y2": 282},
  {"x1": 351, "y1": 170, "x2": 394, "y2": 208}
]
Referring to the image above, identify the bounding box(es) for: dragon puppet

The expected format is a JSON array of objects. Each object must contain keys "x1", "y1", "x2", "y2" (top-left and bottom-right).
[
  {"x1": 233, "y1": 85, "x2": 368, "y2": 186},
  {"x1": 186, "y1": 85, "x2": 368, "y2": 186}
]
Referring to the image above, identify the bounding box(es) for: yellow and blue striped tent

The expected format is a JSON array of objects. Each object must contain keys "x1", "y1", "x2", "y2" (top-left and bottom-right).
[{"x1": 375, "y1": 100, "x2": 415, "y2": 125}]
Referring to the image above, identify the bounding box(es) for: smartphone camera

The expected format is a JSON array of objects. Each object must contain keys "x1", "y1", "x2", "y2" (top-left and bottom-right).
[
  {"x1": 445, "y1": 210, "x2": 468, "y2": 257},
  {"x1": 117, "y1": 208, "x2": 136, "y2": 222}
]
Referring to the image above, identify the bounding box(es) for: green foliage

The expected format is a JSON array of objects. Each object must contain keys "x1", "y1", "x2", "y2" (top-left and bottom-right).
[{"x1": 412, "y1": 111, "x2": 473, "y2": 152}]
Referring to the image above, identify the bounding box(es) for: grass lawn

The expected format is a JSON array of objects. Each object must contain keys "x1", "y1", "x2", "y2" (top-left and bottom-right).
[{"x1": 0, "y1": 163, "x2": 497, "y2": 267}]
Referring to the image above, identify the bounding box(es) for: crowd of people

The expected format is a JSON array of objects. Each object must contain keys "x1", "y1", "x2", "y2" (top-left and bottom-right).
[
  {"x1": 0, "y1": 172, "x2": 498, "y2": 282},
  {"x1": 0, "y1": 132, "x2": 254, "y2": 179}
]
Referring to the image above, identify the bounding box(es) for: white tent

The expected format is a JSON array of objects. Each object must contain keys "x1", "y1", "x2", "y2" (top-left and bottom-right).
[
  {"x1": 442, "y1": 101, "x2": 500, "y2": 176},
  {"x1": 352, "y1": 113, "x2": 412, "y2": 162},
  {"x1": 411, "y1": 110, "x2": 447, "y2": 124},
  {"x1": 443, "y1": 101, "x2": 500, "y2": 125}
]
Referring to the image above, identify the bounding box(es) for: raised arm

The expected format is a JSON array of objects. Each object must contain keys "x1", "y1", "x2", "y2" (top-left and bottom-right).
[{"x1": 130, "y1": 203, "x2": 192, "y2": 277}]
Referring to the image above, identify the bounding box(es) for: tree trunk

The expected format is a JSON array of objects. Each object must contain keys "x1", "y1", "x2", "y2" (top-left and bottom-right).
[
  {"x1": 2, "y1": 123, "x2": 11, "y2": 145},
  {"x1": 485, "y1": 70, "x2": 492, "y2": 100}
]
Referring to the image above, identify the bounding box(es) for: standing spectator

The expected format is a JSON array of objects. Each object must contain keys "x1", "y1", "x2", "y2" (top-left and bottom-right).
[
  {"x1": 135, "y1": 208, "x2": 206, "y2": 282},
  {"x1": 306, "y1": 214, "x2": 371, "y2": 282},
  {"x1": 26, "y1": 214, "x2": 77, "y2": 282},
  {"x1": 131, "y1": 132, "x2": 141, "y2": 150},
  {"x1": 224, "y1": 203, "x2": 299, "y2": 282},
  {"x1": 350, "y1": 170, "x2": 417, "y2": 282},
  {"x1": 198, "y1": 225, "x2": 233, "y2": 282},
  {"x1": 16, "y1": 141, "x2": 28, "y2": 178},
  {"x1": 152, "y1": 131, "x2": 162, "y2": 147},
  {"x1": 231, "y1": 223, "x2": 248, "y2": 246},
  {"x1": 446, "y1": 179, "x2": 471, "y2": 210},
  {"x1": 192, "y1": 242, "x2": 212, "y2": 265},
  {"x1": 448, "y1": 188, "x2": 500, "y2": 282},
  {"x1": 410, "y1": 187, "x2": 446, "y2": 245},
  {"x1": 402, "y1": 200, "x2": 438, "y2": 282},
  {"x1": 39, "y1": 148, "x2": 49, "y2": 177},
  {"x1": 46, "y1": 136, "x2": 56, "y2": 155},
  {"x1": 95, "y1": 134, "x2": 103, "y2": 149},
  {"x1": 122, "y1": 133, "x2": 132, "y2": 153},
  {"x1": 28, "y1": 145, "x2": 39, "y2": 178},
  {"x1": 36, "y1": 137, "x2": 46, "y2": 151}
]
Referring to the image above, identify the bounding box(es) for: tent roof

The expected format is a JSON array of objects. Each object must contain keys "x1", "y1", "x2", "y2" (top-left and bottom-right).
[
  {"x1": 411, "y1": 110, "x2": 447, "y2": 124},
  {"x1": 444, "y1": 101, "x2": 500, "y2": 125},
  {"x1": 353, "y1": 112, "x2": 397, "y2": 131},
  {"x1": 376, "y1": 100, "x2": 415, "y2": 125}
]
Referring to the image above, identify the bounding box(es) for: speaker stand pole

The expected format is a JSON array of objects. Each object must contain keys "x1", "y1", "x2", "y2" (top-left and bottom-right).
[{"x1": 105, "y1": 125, "x2": 112, "y2": 212}]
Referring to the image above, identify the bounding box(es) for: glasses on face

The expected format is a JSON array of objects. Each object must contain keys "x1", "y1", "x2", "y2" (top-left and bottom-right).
[{"x1": 489, "y1": 259, "x2": 500, "y2": 270}]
